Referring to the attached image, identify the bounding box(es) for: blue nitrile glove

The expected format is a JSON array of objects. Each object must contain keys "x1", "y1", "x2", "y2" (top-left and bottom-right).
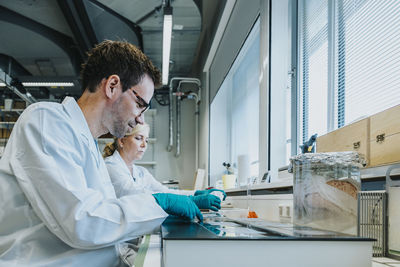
[
  {"x1": 194, "y1": 188, "x2": 227, "y2": 201},
  {"x1": 189, "y1": 195, "x2": 221, "y2": 212},
  {"x1": 153, "y1": 193, "x2": 203, "y2": 221}
]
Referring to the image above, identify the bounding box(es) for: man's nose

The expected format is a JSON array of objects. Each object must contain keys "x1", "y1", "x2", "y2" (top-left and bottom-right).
[{"x1": 135, "y1": 112, "x2": 145, "y2": 124}]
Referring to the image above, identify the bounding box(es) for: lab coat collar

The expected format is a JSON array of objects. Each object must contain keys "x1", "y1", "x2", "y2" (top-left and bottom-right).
[
  {"x1": 61, "y1": 97, "x2": 94, "y2": 141},
  {"x1": 112, "y1": 150, "x2": 133, "y2": 178},
  {"x1": 61, "y1": 97, "x2": 102, "y2": 167}
]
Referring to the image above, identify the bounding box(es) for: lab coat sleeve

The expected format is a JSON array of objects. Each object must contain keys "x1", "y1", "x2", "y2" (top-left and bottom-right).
[
  {"x1": 9, "y1": 107, "x2": 167, "y2": 249},
  {"x1": 140, "y1": 166, "x2": 195, "y2": 195}
]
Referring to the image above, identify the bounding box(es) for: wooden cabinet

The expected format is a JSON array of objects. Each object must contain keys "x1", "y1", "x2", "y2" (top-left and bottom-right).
[
  {"x1": 316, "y1": 118, "x2": 370, "y2": 164},
  {"x1": 369, "y1": 104, "x2": 400, "y2": 166},
  {"x1": 316, "y1": 104, "x2": 400, "y2": 167}
]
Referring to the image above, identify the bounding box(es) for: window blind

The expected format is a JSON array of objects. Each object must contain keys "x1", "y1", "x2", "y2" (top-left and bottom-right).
[
  {"x1": 299, "y1": 0, "x2": 400, "y2": 142},
  {"x1": 299, "y1": 0, "x2": 329, "y2": 143},
  {"x1": 335, "y1": 0, "x2": 400, "y2": 125}
]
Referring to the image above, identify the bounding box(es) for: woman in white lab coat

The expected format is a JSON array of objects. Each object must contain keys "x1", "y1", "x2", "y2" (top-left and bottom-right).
[{"x1": 103, "y1": 124, "x2": 226, "y2": 201}]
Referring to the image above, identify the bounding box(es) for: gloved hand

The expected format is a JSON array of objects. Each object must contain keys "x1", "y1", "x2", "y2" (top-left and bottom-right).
[
  {"x1": 153, "y1": 193, "x2": 203, "y2": 221},
  {"x1": 194, "y1": 188, "x2": 227, "y2": 201},
  {"x1": 189, "y1": 194, "x2": 221, "y2": 212}
]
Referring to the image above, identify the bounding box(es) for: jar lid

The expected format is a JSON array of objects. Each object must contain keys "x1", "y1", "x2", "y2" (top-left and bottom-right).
[{"x1": 289, "y1": 151, "x2": 366, "y2": 172}]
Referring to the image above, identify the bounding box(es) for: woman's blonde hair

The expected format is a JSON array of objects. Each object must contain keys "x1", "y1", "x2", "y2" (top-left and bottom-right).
[{"x1": 102, "y1": 123, "x2": 150, "y2": 158}]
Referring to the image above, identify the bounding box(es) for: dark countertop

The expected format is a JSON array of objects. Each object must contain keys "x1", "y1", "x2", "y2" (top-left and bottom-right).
[{"x1": 161, "y1": 214, "x2": 375, "y2": 242}]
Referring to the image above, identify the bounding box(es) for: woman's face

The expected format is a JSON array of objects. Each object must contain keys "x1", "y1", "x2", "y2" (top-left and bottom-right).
[{"x1": 121, "y1": 128, "x2": 149, "y2": 161}]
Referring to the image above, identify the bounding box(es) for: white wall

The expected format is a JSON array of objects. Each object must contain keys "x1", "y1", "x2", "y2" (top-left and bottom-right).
[{"x1": 151, "y1": 88, "x2": 197, "y2": 190}]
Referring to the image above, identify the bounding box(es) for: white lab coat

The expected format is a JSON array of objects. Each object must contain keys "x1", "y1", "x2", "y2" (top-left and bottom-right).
[
  {"x1": 0, "y1": 97, "x2": 168, "y2": 266},
  {"x1": 104, "y1": 150, "x2": 194, "y2": 198}
]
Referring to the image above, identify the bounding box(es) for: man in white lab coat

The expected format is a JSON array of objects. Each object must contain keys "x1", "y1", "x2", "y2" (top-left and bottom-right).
[{"x1": 0, "y1": 40, "x2": 201, "y2": 266}]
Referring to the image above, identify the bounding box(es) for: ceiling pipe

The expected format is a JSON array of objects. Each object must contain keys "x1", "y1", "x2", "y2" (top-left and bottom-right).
[
  {"x1": 174, "y1": 80, "x2": 201, "y2": 162},
  {"x1": 167, "y1": 77, "x2": 201, "y2": 153},
  {"x1": 181, "y1": 90, "x2": 200, "y2": 170},
  {"x1": 168, "y1": 77, "x2": 201, "y2": 176},
  {"x1": 175, "y1": 86, "x2": 182, "y2": 157}
]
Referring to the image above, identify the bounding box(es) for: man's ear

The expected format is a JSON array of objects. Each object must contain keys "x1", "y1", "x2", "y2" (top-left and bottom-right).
[{"x1": 105, "y1": 75, "x2": 121, "y2": 99}]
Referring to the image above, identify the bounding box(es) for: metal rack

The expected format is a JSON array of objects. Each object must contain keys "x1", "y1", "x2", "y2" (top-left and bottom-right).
[
  {"x1": 357, "y1": 190, "x2": 387, "y2": 257},
  {"x1": 386, "y1": 165, "x2": 400, "y2": 260}
]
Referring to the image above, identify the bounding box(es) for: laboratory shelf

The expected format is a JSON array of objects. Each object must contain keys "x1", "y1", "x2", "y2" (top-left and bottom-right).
[
  {"x1": 225, "y1": 180, "x2": 293, "y2": 193},
  {"x1": 0, "y1": 121, "x2": 15, "y2": 129}
]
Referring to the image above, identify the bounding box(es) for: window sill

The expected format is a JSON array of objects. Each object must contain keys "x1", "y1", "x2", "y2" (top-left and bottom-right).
[{"x1": 225, "y1": 163, "x2": 400, "y2": 194}]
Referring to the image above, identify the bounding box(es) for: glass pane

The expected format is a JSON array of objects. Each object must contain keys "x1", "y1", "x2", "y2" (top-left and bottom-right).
[
  {"x1": 231, "y1": 27, "x2": 260, "y2": 178},
  {"x1": 210, "y1": 81, "x2": 231, "y2": 187},
  {"x1": 209, "y1": 19, "x2": 260, "y2": 187}
]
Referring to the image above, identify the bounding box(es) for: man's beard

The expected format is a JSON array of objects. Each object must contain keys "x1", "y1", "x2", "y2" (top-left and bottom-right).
[
  {"x1": 111, "y1": 120, "x2": 128, "y2": 138},
  {"x1": 110, "y1": 101, "x2": 132, "y2": 138}
]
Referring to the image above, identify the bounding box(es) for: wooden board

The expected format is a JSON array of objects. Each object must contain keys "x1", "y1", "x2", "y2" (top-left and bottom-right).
[
  {"x1": 370, "y1": 134, "x2": 400, "y2": 166},
  {"x1": 316, "y1": 118, "x2": 370, "y2": 164},
  {"x1": 369, "y1": 104, "x2": 400, "y2": 167},
  {"x1": 370, "y1": 104, "x2": 400, "y2": 138}
]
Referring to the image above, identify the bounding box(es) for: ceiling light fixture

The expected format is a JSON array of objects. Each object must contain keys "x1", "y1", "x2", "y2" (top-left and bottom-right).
[
  {"x1": 22, "y1": 82, "x2": 74, "y2": 87},
  {"x1": 0, "y1": 82, "x2": 74, "y2": 87},
  {"x1": 162, "y1": 1, "x2": 173, "y2": 85}
]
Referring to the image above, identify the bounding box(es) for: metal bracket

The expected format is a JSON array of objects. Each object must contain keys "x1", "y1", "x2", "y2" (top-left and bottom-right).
[{"x1": 385, "y1": 164, "x2": 400, "y2": 189}]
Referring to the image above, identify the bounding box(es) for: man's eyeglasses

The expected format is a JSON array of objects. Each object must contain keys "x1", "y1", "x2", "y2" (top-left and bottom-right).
[{"x1": 131, "y1": 89, "x2": 150, "y2": 114}]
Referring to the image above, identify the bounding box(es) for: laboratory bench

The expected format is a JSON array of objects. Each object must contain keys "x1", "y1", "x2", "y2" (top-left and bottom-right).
[
  {"x1": 372, "y1": 257, "x2": 400, "y2": 267},
  {"x1": 135, "y1": 214, "x2": 374, "y2": 267}
]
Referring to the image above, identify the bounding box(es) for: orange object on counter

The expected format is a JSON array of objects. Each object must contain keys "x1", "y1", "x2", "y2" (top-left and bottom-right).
[{"x1": 247, "y1": 211, "x2": 258, "y2": 218}]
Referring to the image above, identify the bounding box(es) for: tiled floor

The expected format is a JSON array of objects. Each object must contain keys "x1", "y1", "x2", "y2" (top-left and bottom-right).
[{"x1": 372, "y1": 257, "x2": 400, "y2": 267}]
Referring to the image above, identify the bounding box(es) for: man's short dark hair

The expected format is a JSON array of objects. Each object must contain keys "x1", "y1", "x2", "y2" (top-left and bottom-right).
[{"x1": 81, "y1": 40, "x2": 161, "y2": 93}]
